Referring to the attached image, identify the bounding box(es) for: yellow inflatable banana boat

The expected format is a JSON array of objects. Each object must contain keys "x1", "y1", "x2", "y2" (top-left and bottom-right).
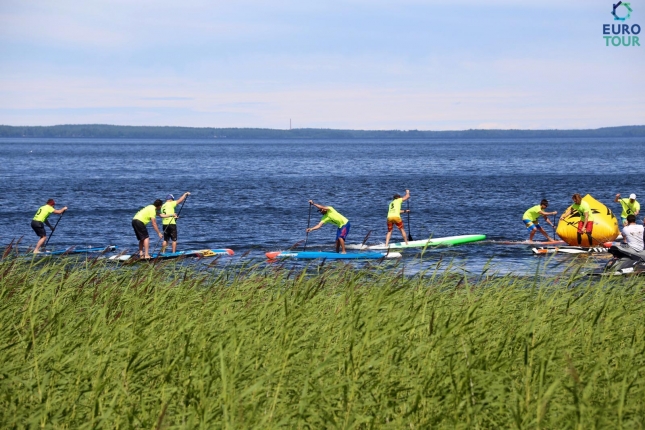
[{"x1": 556, "y1": 194, "x2": 619, "y2": 246}]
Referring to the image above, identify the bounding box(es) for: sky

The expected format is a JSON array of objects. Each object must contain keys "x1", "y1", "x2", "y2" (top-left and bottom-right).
[{"x1": 0, "y1": 0, "x2": 643, "y2": 130}]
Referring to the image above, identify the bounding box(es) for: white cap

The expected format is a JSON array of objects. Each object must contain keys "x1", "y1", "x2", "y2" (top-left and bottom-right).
[{"x1": 630, "y1": 193, "x2": 637, "y2": 199}]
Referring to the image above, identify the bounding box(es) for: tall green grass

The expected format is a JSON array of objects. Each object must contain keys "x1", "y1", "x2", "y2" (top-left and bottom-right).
[{"x1": 1, "y1": 257, "x2": 645, "y2": 428}]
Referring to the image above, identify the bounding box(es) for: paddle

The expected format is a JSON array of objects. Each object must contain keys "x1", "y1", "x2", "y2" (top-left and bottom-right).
[
  {"x1": 407, "y1": 199, "x2": 413, "y2": 241},
  {"x1": 559, "y1": 218, "x2": 613, "y2": 245},
  {"x1": 44, "y1": 213, "x2": 64, "y2": 249},
  {"x1": 552, "y1": 214, "x2": 557, "y2": 239},
  {"x1": 303, "y1": 202, "x2": 313, "y2": 251}
]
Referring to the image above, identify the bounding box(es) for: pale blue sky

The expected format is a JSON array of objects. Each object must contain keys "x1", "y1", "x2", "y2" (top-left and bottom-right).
[{"x1": 0, "y1": 0, "x2": 643, "y2": 129}]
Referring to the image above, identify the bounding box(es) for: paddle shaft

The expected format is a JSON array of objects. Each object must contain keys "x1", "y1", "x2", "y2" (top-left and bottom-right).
[
  {"x1": 44, "y1": 213, "x2": 64, "y2": 248},
  {"x1": 303, "y1": 202, "x2": 313, "y2": 251},
  {"x1": 407, "y1": 199, "x2": 413, "y2": 241}
]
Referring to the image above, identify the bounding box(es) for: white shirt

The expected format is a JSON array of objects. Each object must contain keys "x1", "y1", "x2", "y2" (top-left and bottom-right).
[{"x1": 622, "y1": 223, "x2": 645, "y2": 251}]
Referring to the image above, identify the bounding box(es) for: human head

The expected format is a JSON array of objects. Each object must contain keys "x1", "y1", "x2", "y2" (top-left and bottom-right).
[
  {"x1": 627, "y1": 214, "x2": 636, "y2": 224},
  {"x1": 393, "y1": 193, "x2": 401, "y2": 200},
  {"x1": 540, "y1": 199, "x2": 549, "y2": 208},
  {"x1": 46, "y1": 199, "x2": 55, "y2": 206},
  {"x1": 630, "y1": 193, "x2": 637, "y2": 202},
  {"x1": 166, "y1": 194, "x2": 174, "y2": 201},
  {"x1": 572, "y1": 193, "x2": 582, "y2": 205},
  {"x1": 153, "y1": 199, "x2": 163, "y2": 208}
]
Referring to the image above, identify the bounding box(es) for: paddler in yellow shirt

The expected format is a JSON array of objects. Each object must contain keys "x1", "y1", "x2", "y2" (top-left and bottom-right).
[
  {"x1": 31, "y1": 199, "x2": 68, "y2": 253},
  {"x1": 614, "y1": 193, "x2": 640, "y2": 226},
  {"x1": 385, "y1": 189, "x2": 411, "y2": 247},
  {"x1": 161, "y1": 192, "x2": 190, "y2": 253},
  {"x1": 560, "y1": 193, "x2": 594, "y2": 246},
  {"x1": 522, "y1": 199, "x2": 557, "y2": 242},
  {"x1": 306, "y1": 200, "x2": 350, "y2": 253},
  {"x1": 132, "y1": 199, "x2": 164, "y2": 258}
]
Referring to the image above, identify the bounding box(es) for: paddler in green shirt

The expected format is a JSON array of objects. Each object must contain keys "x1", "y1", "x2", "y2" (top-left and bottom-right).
[
  {"x1": 385, "y1": 189, "x2": 411, "y2": 247},
  {"x1": 522, "y1": 199, "x2": 557, "y2": 242},
  {"x1": 31, "y1": 199, "x2": 68, "y2": 253},
  {"x1": 132, "y1": 199, "x2": 164, "y2": 259},
  {"x1": 560, "y1": 193, "x2": 594, "y2": 246},
  {"x1": 306, "y1": 200, "x2": 351, "y2": 253},
  {"x1": 161, "y1": 192, "x2": 190, "y2": 253},
  {"x1": 614, "y1": 193, "x2": 640, "y2": 226}
]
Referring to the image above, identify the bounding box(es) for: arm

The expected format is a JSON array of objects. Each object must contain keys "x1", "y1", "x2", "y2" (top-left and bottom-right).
[
  {"x1": 176, "y1": 192, "x2": 190, "y2": 205},
  {"x1": 52, "y1": 206, "x2": 68, "y2": 215},
  {"x1": 308, "y1": 200, "x2": 328, "y2": 211},
  {"x1": 540, "y1": 211, "x2": 556, "y2": 225},
  {"x1": 615, "y1": 194, "x2": 621, "y2": 203},
  {"x1": 560, "y1": 208, "x2": 572, "y2": 220},
  {"x1": 151, "y1": 218, "x2": 162, "y2": 237},
  {"x1": 401, "y1": 189, "x2": 411, "y2": 202},
  {"x1": 306, "y1": 221, "x2": 325, "y2": 233}
]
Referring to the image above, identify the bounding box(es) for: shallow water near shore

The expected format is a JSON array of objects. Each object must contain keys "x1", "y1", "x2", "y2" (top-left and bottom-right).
[{"x1": 2, "y1": 136, "x2": 644, "y2": 275}]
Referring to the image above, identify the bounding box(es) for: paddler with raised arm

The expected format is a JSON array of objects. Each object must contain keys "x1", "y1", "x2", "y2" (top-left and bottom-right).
[
  {"x1": 385, "y1": 189, "x2": 411, "y2": 247},
  {"x1": 161, "y1": 192, "x2": 190, "y2": 253},
  {"x1": 132, "y1": 199, "x2": 164, "y2": 259},
  {"x1": 31, "y1": 199, "x2": 68, "y2": 253},
  {"x1": 522, "y1": 199, "x2": 557, "y2": 242},
  {"x1": 560, "y1": 193, "x2": 594, "y2": 246},
  {"x1": 614, "y1": 193, "x2": 640, "y2": 226},
  {"x1": 306, "y1": 200, "x2": 350, "y2": 253}
]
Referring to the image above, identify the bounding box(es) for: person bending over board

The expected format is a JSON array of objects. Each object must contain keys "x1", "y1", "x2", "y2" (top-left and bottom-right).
[
  {"x1": 621, "y1": 215, "x2": 644, "y2": 252},
  {"x1": 31, "y1": 199, "x2": 68, "y2": 253},
  {"x1": 614, "y1": 193, "x2": 640, "y2": 226},
  {"x1": 385, "y1": 189, "x2": 411, "y2": 247},
  {"x1": 161, "y1": 192, "x2": 190, "y2": 253},
  {"x1": 522, "y1": 199, "x2": 557, "y2": 242},
  {"x1": 560, "y1": 193, "x2": 594, "y2": 246},
  {"x1": 132, "y1": 199, "x2": 164, "y2": 259},
  {"x1": 306, "y1": 200, "x2": 350, "y2": 253}
]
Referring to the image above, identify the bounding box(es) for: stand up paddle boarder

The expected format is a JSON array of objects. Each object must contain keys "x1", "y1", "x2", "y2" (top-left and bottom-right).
[
  {"x1": 306, "y1": 200, "x2": 350, "y2": 253},
  {"x1": 560, "y1": 193, "x2": 594, "y2": 246},
  {"x1": 385, "y1": 189, "x2": 411, "y2": 247},
  {"x1": 160, "y1": 192, "x2": 190, "y2": 253},
  {"x1": 614, "y1": 193, "x2": 640, "y2": 226},
  {"x1": 522, "y1": 199, "x2": 557, "y2": 242},
  {"x1": 132, "y1": 199, "x2": 164, "y2": 259},
  {"x1": 31, "y1": 199, "x2": 68, "y2": 253}
]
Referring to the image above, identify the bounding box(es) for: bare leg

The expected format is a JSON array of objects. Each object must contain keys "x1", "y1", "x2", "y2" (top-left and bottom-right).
[
  {"x1": 529, "y1": 230, "x2": 536, "y2": 241},
  {"x1": 161, "y1": 240, "x2": 168, "y2": 253},
  {"x1": 172, "y1": 241, "x2": 177, "y2": 253},
  {"x1": 385, "y1": 231, "x2": 393, "y2": 247},
  {"x1": 138, "y1": 240, "x2": 144, "y2": 257},
  {"x1": 338, "y1": 237, "x2": 346, "y2": 253},
  {"x1": 143, "y1": 238, "x2": 150, "y2": 258},
  {"x1": 538, "y1": 227, "x2": 552, "y2": 241},
  {"x1": 33, "y1": 236, "x2": 47, "y2": 253},
  {"x1": 335, "y1": 239, "x2": 340, "y2": 253},
  {"x1": 399, "y1": 227, "x2": 408, "y2": 244}
]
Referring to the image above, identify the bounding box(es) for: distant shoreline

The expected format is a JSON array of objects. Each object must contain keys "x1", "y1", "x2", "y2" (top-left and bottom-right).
[{"x1": 1, "y1": 124, "x2": 644, "y2": 139}]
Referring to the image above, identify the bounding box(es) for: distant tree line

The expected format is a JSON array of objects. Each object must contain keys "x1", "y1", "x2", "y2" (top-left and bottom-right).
[{"x1": 0, "y1": 124, "x2": 644, "y2": 139}]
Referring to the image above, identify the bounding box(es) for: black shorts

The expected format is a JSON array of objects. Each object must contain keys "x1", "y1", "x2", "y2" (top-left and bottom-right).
[
  {"x1": 132, "y1": 219, "x2": 149, "y2": 241},
  {"x1": 163, "y1": 224, "x2": 177, "y2": 242},
  {"x1": 31, "y1": 220, "x2": 47, "y2": 238}
]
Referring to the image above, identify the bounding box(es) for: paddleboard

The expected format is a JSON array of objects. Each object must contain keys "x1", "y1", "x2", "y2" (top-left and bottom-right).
[
  {"x1": 348, "y1": 234, "x2": 487, "y2": 250},
  {"x1": 35, "y1": 245, "x2": 117, "y2": 256},
  {"x1": 532, "y1": 246, "x2": 609, "y2": 255},
  {"x1": 108, "y1": 248, "x2": 234, "y2": 262},
  {"x1": 497, "y1": 240, "x2": 566, "y2": 246},
  {"x1": 265, "y1": 251, "x2": 401, "y2": 260}
]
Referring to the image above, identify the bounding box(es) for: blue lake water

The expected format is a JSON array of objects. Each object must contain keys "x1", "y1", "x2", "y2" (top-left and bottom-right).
[{"x1": 2, "y1": 137, "x2": 645, "y2": 274}]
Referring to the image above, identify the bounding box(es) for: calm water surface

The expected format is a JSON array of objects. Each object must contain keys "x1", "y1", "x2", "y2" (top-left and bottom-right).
[{"x1": 3, "y1": 137, "x2": 644, "y2": 274}]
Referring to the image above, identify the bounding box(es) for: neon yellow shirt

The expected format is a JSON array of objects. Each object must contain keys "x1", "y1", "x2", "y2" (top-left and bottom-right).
[
  {"x1": 133, "y1": 205, "x2": 157, "y2": 225},
  {"x1": 33, "y1": 205, "x2": 55, "y2": 222},
  {"x1": 161, "y1": 201, "x2": 177, "y2": 225},
  {"x1": 321, "y1": 206, "x2": 348, "y2": 228},
  {"x1": 522, "y1": 205, "x2": 542, "y2": 222},
  {"x1": 387, "y1": 198, "x2": 403, "y2": 219},
  {"x1": 619, "y1": 199, "x2": 640, "y2": 218},
  {"x1": 572, "y1": 201, "x2": 594, "y2": 222}
]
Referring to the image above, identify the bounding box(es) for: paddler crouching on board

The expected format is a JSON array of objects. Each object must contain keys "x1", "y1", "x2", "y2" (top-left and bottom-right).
[
  {"x1": 31, "y1": 199, "x2": 68, "y2": 253},
  {"x1": 614, "y1": 193, "x2": 640, "y2": 227},
  {"x1": 132, "y1": 199, "x2": 164, "y2": 259},
  {"x1": 385, "y1": 189, "x2": 411, "y2": 247},
  {"x1": 306, "y1": 200, "x2": 350, "y2": 253},
  {"x1": 560, "y1": 193, "x2": 594, "y2": 246},
  {"x1": 161, "y1": 192, "x2": 190, "y2": 254},
  {"x1": 522, "y1": 199, "x2": 557, "y2": 242}
]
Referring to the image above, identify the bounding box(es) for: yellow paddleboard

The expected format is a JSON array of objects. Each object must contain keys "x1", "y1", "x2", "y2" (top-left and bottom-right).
[{"x1": 556, "y1": 194, "x2": 619, "y2": 246}]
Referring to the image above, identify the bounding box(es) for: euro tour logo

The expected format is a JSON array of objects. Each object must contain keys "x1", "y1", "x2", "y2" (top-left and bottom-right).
[{"x1": 603, "y1": 2, "x2": 641, "y2": 46}]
